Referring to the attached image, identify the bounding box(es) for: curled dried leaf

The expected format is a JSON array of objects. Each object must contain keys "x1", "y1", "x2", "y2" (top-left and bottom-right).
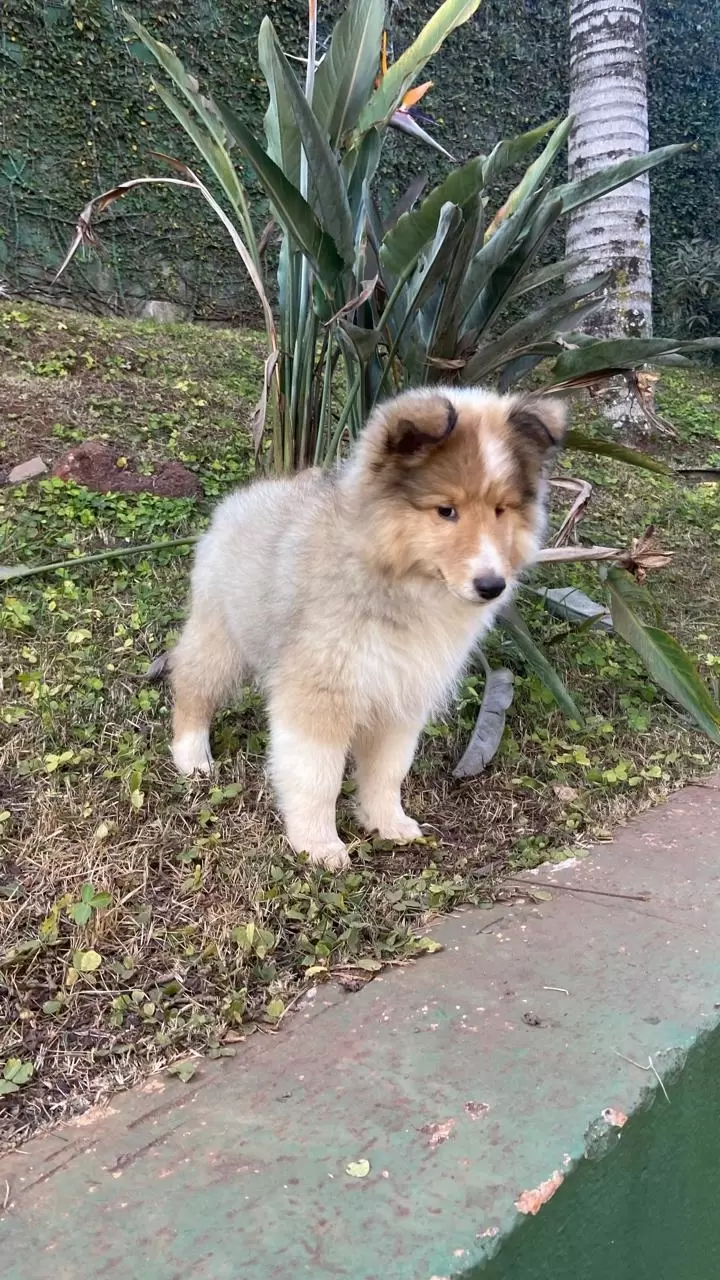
[
  {"x1": 549, "y1": 477, "x2": 593, "y2": 547},
  {"x1": 616, "y1": 527, "x2": 674, "y2": 582}
]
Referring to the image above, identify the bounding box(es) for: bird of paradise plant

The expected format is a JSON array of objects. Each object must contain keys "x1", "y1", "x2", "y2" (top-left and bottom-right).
[
  {"x1": 53, "y1": 0, "x2": 720, "y2": 752},
  {"x1": 376, "y1": 29, "x2": 452, "y2": 157}
]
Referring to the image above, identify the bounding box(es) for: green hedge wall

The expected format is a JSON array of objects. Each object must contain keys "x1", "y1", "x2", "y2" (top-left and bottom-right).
[{"x1": 0, "y1": 0, "x2": 717, "y2": 327}]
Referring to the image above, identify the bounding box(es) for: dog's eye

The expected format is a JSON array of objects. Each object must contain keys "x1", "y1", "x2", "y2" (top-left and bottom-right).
[
  {"x1": 494, "y1": 505, "x2": 506, "y2": 518},
  {"x1": 437, "y1": 505, "x2": 458, "y2": 521}
]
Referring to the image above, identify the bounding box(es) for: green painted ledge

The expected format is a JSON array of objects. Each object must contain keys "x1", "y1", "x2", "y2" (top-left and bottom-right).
[
  {"x1": 1, "y1": 775, "x2": 720, "y2": 1279},
  {"x1": 478, "y1": 1022, "x2": 720, "y2": 1280}
]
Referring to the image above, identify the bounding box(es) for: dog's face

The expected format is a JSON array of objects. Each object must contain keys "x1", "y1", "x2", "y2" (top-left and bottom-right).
[{"x1": 353, "y1": 388, "x2": 567, "y2": 606}]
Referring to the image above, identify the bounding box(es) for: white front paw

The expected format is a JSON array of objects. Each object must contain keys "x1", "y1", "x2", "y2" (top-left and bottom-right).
[
  {"x1": 358, "y1": 808, "x2": 423, "y2": 843},
  {"x1": 303, "y1": 842, "x2": 351, "y2": 873},
  {"x1": 172, "y1": 731, "x2": 214, "y2": 776}
]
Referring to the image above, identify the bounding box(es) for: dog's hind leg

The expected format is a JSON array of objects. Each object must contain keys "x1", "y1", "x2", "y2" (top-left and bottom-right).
[
  {"x1": 352, "y1": 720, "x2": 424, "y2": 842},
  {"x1": 170, "y1": 612, "x2": 240, "y2": 775}
]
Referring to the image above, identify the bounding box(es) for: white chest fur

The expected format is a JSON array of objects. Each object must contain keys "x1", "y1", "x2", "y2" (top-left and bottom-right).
[{"x1": 343, "y1": 599, "x2": 490, "y2": 725}]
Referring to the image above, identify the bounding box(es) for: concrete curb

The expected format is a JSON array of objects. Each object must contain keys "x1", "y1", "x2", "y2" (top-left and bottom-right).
[{"x1": 1, "y1": 776, "x2": 719, "y2": 1278}]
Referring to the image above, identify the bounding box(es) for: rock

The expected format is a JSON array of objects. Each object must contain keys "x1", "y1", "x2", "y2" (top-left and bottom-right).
[
  {"x1": 52, "y1": 441, "x2": 202, "y2": 498},
  {"x1": 139, "y1": 300, "x2": 189, "y2": 324},
  {"x1": 8, "y1": 455, "x2": 48, "y2": 483}
]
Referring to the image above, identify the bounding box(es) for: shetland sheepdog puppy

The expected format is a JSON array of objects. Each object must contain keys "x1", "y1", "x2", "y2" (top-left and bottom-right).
[{"x1": 168, "y1": 388, "x2": 567, "y2": 869}]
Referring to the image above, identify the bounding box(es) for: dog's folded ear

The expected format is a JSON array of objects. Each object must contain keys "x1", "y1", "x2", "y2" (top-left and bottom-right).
[
  {"x1": 507, "y1": 396, "x2": 568, "y2": 452},
  {"x1": 368, "y1": 392, "x2": 458, "y2": 465}
]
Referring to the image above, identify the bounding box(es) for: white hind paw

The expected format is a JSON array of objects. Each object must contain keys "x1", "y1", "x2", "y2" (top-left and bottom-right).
[{"x1": 172, "y1": 730, "x2": 214, "y2": 776}]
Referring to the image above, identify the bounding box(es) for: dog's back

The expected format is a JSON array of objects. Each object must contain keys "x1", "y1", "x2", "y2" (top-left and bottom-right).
[{"x1": 190, "y1": 468, "x2": 333, "y2": 676}]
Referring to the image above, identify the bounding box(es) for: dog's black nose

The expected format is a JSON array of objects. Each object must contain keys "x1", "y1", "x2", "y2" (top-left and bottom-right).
[{"x1": 473, "y1": 574, "x2": 506, "y2": 601}]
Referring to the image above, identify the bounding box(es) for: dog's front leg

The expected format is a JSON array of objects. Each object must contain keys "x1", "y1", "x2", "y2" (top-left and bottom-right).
[
  {"x1": 268, "y1": 703, "x2": 350, "y2": 872},
  {"x1": 352, "y1": 720, "x2": 424, "y2": 842}
]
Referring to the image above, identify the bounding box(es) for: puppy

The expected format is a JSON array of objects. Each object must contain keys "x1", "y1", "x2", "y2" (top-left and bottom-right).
[{"x1": 169, "y1": 388, "x2": 567, "y2": 870}]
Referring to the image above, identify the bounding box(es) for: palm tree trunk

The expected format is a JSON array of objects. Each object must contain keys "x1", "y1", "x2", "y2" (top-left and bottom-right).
[{"x1": 566, "y1": 0, "x2": 652, "y2": 338}]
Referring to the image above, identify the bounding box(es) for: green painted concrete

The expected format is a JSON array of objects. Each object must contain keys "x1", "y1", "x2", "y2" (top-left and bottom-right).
[
  {"x1": 1, "y1": 777, "x2": 720, "y2": 1279},
  {"x1": 479, "y1": 1024, "x2": 720, "y2": 1279}
]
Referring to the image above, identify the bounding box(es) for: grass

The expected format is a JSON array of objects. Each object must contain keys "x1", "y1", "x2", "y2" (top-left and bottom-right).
[{"x1": 1, "y1": 300, "x2": 719, "y2": 1151}]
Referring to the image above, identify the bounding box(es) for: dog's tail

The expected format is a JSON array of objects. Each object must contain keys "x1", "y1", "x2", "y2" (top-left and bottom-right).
[{"x1": 145, "y1": 649, "x2": 173, "y2": 682}]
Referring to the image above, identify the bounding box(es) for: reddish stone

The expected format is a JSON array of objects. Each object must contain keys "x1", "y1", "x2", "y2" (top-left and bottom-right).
[{"x1": 51, "y1": 441, "x2": 202, "y2": 498}]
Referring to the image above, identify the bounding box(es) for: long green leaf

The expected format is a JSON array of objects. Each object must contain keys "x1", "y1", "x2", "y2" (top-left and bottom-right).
[
  {"x1": 497, "y1": 347, "x2": 560, "y2": 392},
  {"x1": 414, "y1": 203, "x2": 464, "y2": 299},
  {"x1": 499, "y1": 605, "x2": 582, "y2": 721},
  {"x1": 364, "y1": 186, "x2": 386, "y2": 282},
  {"x1": 552, "y1": 336, "x2": 720, "y2": 382},
  {"x1": 213, "y1": 100, "x2": 345, "y2": 293},
  {"x1": 462, "y1": 273, "x2": 608, "y2": 383},
  {"x1": 124, "y1": 12, "x2": 225, "y2": 145},
  {"x1": 344, "y1": 129, "x2": 384, "y2": 263},
  {"x1": 384, "y1": 174, "x2": 429, "y2": 232},
  {"x1": 482, "y1": 117, "x2": 572, "y2": 229},
  {"x1": 480, "y1": 115, "x2": 572, "y2": 261},
  {"x1": 124, "y1": 12, "x2": 257, "y2": 257},
  {"x1": 508, "y1": 253, "x2": 587, "y2": 300},
  {"x1": 606, "y1": 569, "x2": 720, "y2": 744},
  {"x1": 381, "y1": 201, "x2": 464, "y2": 385},
  {"x1": 492, "y1": 329, "x2": 619, "y2": 392},
  {"x1": 606, "y1": 567, "x2": 660, "y2": 621},
  {"x1": 380, "y1": 155, "x2": 485, "y2": 278},
  {"x1": 380, "y1": 115, "x2": 566, "y2": 285},
  {"x1": 482, "y1": 117, "x2": 566, "y2": 190},
  {"x1": 313, "y1": 0, "x2": 386, "y2": 148},
  {"x1": 258, "y1": 16, "x2": 301, "y2": 189},
  {"x1": 260, "y1": 19, "x2": 354, "y2": 264},
  {"x1": 427, "y1": 194, "x2": 485, "y2": 359},
  {"x1": 428, "y1": 121, "x2": 572, "y2": 359},
  {"x1": 495, "y1": 329, "x2": 618, "y2": 392},
  {"x1": 548, "y1": 143, "x2": 690, "y2": 216},
  {"x1": 461, "y1": 197, "x2": 563, "y2": 345},
  {"x1": 406, "y1": 201, "x2": 465, "y2": 339},
  {"x1": 453, "y1": 661, "x2": 515, "y2": 778},
  {"x1": 277, "y1": 237, "x2": 300, "y2": 461},
  {"x1": 564, "y1": 429, "x2": 671, "y2": 474},
  {"x1": 456, "y1": 189, "x2": 547, "y2": 332},
  {"x1": 486, "y1": 301, "x2": 608, "y2": 385},
  {"x1": 151, "y1": 82, "x2": 255, "y2": 247},
  {"x1": 358, "y1": 0, "x2": 482, "y2": 133}
]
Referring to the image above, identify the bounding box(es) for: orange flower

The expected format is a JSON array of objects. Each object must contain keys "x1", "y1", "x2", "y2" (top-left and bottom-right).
[
  {"x1": 375, "y1": 30, "x2": 433, "y2": 114},
  {"x1": 401, "y1": 81, "x2": 433, "y2": 111}
]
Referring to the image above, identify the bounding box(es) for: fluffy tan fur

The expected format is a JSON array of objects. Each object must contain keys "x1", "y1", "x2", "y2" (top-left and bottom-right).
[{"x1": 169, "y1": 387, "x2": 567, "y2": 869}]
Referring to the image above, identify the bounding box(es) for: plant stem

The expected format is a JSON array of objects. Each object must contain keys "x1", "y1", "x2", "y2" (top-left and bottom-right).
[
  {"x1": 290, "y1": 0, "x2": 319, "y2": 472},
  {"x1": 315, "y1": 332, "x2": 337, "y2": 464},
  {"x1": 297, "y1": 308, "x2": 319, "y2": 468},
  {"x1": 324, "y1": 370, "x2": 362, "y2": 464},
  {"x1": 535, "y1": 545, "x2": 622, "y2": 563},
  {"x1": 2, "y1": 537, "x2": 198, "y2": 583},
  {"x1": 321, "y1": 259, "x2": 424, "y2": 466},
  {"x1": 369, "y1": 255, "x2": 424, "y2": 408}
]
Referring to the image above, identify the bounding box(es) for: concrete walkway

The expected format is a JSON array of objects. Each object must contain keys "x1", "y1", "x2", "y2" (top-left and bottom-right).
[{"x1": 1, "y1": 776, "x2": 720, "y2": 1279}]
